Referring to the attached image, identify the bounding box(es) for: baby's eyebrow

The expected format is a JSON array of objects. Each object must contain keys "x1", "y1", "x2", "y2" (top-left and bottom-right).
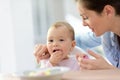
[{"x1": 59, "y1": 36, "x2": 65, "y2": 38}]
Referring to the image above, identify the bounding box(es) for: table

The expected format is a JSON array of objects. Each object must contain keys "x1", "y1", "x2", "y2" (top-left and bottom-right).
[
  {"x1": 1, "y1": 69, "x2": 120, "y2": 80},
  {"x1": 62, "y1": 69, "x2": 120, "y2": 80}
]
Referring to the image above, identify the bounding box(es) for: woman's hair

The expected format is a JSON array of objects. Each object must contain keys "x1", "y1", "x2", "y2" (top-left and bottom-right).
[
  {"x1": 76, "y1": 0, "x2": 120, "y2": 15},
  {"x1": 116, "y1": 34, "x2": 120, "y2": 49},
  {"x1": 49, "y1": 21, "x2": 75, "y2": 40},
  {"x1": 76, "y1": 0, "x2": 120, "y2": 49}
]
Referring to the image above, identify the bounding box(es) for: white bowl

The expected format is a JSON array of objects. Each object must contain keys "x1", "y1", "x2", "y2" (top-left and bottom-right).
[{"x1": 0, "y1": 67, "x2": 70, "y2": 80}]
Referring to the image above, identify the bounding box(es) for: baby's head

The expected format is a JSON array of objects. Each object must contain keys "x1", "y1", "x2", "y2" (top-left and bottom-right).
[{"x1": 47, "y1": 21, "x2": 76, "y2": 59}]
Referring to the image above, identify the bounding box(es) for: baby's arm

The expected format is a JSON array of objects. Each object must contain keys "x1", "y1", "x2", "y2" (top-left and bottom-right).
[
  {"x1": 40, "y1": 59, "x2": 53, "y2": 68},
  {"x1": 40, "y1": 56, "x2": 61, "y2": 68}
]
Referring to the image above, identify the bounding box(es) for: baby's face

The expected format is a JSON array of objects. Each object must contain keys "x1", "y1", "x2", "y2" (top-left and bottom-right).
[{"x1": 47, "y1": 26, "x2": 75, "y2": 59}]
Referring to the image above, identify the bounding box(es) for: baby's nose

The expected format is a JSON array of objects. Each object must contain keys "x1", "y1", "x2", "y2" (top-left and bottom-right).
[{"x1": 53, "y1": 42, "x2": 58, "y2": 47}]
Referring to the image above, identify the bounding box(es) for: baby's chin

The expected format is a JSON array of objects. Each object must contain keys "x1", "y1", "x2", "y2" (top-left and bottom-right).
[{"x1": 62, "y1": 56, "x2": 69, "y2": 60}]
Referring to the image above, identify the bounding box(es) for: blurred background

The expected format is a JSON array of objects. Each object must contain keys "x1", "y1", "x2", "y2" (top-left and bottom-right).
[{"x1": 0, "y1": 0, "x2": 103, "y2": 73}]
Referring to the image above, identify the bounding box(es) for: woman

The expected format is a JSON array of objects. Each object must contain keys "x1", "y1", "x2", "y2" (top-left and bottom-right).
[
  {"x1": 75, "y1": 0, "x2": 120, "y2": 70},
  {"x1": 34, "y1": 0, "x2": 120, "y2": 70}
]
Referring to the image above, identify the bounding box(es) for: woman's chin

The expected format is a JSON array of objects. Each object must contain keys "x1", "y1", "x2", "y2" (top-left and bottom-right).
[{"x1": 94, "y1": 32, "x2": 102, "y2": 37}]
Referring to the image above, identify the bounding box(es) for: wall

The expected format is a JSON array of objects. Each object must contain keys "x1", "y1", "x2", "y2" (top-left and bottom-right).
[
  {"x1": 11, "y1": 0, "x2": 36, "y2": 72},
  {"x1": 0, "y1": 0, "x2": 16, "y2": 73},
  {"x1": 0, "y1": 0, "x2": 36, "y2": 73}
]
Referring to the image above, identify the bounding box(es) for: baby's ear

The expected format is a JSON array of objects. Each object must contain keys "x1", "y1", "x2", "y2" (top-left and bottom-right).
[{"x1": 70, "y1": 40, "x2": 76, "y2": 51}]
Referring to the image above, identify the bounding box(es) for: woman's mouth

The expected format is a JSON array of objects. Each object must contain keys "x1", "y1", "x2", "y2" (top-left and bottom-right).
[
  {"x1": 91, "y1": 28, "x2": 94, "y2": 32},
  {"x1": 89, "y1": 27, "x2": 94, "y2": 32}
]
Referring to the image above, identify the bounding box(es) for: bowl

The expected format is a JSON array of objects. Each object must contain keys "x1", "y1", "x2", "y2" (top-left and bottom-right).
[{"x1": 0, "y1": 67, "x2": 70, "y2": 80}]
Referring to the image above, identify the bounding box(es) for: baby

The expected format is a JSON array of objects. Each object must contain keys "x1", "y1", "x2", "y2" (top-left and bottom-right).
[{"x1": 40, "y1": 21, "x2": 80, "y2": 71}]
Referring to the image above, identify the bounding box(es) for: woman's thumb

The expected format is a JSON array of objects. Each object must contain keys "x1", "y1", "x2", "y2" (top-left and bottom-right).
[{"x1": 87, "y1": 49, "x2": 100, "y2": 59}]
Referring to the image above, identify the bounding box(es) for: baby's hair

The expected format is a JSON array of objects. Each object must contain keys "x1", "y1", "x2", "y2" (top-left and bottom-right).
[{"x1": 49, "y1": 21, "x2": 75, "y2": 40}]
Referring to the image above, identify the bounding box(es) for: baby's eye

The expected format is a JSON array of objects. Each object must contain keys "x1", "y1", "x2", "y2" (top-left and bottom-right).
[
  {"x1": 59, "y1": 39, "x2": 64, "y2": 41},
  {"x1": 48, "y1": 39, "x2": 53, "y2": 42}
]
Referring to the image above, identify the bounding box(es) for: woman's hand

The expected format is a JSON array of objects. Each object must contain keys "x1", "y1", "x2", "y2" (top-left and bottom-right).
[
  {"x1": 34, "y1": 44, "x2": 50, "y2": 63},
  {"x1": 76, "y1": 50, "x2": 116, "y2": 70}
]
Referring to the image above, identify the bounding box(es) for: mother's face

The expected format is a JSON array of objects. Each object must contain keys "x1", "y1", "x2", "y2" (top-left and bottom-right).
[{"x1": 76, "y1": 2, "x2": 113, "y2": 36}]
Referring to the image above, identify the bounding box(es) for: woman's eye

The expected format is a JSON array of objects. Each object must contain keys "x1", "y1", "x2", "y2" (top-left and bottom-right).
[{"x1": 83, "y1": 16, "x2": 88, "y2": 20}]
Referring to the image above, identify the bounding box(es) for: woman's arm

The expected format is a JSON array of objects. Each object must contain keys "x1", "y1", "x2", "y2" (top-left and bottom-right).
[{"x1": 75, "y1": 31, "x2": 101, "y2": 50}]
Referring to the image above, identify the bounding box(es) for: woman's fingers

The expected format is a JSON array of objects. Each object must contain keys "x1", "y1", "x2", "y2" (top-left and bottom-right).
[
  {"x1": 77, "y1": 50, "x2": 114, "y2": 70},
  {"x1": 76, "y1": 50, "x2": 97, "y2": 70},
  {"x1": 80, "y1": 61, "x2": 93, "y2": 70},
  {"x1": 87, "y1": 49, "x2": 101, "y2": 59},
  {"x1": 76, "y1": 53, "x2": 87, "y2": 59}
]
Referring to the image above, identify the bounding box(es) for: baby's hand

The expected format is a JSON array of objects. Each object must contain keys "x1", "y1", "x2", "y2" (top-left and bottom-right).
[
  {"x1": 49, "y1": 51, "x2": 63, "y2": 66},
  {"x1": 34, "y1": 44, "x2": 50, "y2": 63}
]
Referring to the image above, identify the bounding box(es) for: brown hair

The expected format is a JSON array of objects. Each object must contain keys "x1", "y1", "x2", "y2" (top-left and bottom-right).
[
  {"x1": 49, "y1": 21, "x2": 75, "y2": 40},
  {"x1": 75, "y1": 0, "x2": 120, "y2": 15}
]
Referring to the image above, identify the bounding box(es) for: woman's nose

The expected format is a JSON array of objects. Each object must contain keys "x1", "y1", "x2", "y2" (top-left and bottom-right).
[{"x1": 82, "y1": 21, "x2": 88, "y2": 26}]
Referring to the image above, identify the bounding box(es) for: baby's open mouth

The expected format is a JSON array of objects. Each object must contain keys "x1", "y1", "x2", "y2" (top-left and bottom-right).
[{"x1": 53, "y1": 49, "x2": 60, "y2": 52}]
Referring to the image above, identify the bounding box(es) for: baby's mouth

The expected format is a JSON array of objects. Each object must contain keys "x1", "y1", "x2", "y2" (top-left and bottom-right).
[{"x1": 53, "y1": 49, "x2": 60, "y2": 53}]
